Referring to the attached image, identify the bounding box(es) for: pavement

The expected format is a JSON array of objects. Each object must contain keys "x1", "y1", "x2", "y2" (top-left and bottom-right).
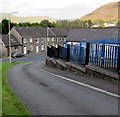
[
  {"x1": 39, "y1": 62, "x2": 119, "y2": 95},
  {"x1": 7, "y1": 56, "x2": 119, "y2": 115}
]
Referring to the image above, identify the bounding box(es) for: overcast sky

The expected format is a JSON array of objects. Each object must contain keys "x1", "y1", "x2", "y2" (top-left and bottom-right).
[{"x1": 0, "y1": 0, "x2": 119, "y2": 19}]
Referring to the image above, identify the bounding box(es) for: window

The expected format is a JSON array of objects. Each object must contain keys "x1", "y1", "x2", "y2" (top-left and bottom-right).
[
  {"x1": 56, "y1": 38, "x2": 59, "y2": 42},
  {"x1": 47, "y1": 38, "x2": 50, "y2": 42},
  {"x1": 41, "y1": 37, "x2": 44, "y2": 43},
  {"x1": 57, "y1": 38, "x2": 59, "y2": 42},
  {"x1": 52, "y1": 44, "x2": 55, "y2": 46},
  {"x1": 41, "y1": 45, "x2": 44, "y2": 50},
  {"x1": 36, "y1": 38, "x2": 39, "y2": 43},
  {"x1": 23, "y1": 38, "x2": 27, "y2": 43},
  {"x1": 52, "y1": 38, "x2": 54, "y2": 42},
  {"x1": 63, "y1": 38, "x2": 66, "y2": 42},
  {"x1": 11, "y1": 38, "x2": 16, "y2": 43},
  {"x1": 30, "y1": 38, "x2": 33, "y2": 43},
  {"x1": 30, "y1": 45, "x2": 33, "y2": 51},
  {"x1": 56, "y1": 45, "x2": 58, "y2": 48}
]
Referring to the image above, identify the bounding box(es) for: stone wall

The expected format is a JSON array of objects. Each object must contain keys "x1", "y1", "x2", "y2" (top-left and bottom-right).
[{"x1": 46, "y1": 57, "x2": 119, "y2": 81}]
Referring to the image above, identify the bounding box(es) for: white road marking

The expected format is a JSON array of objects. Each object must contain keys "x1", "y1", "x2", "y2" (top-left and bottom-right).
[{"x1": 36, "y1": 66, "x2": 120, "y2": 99}]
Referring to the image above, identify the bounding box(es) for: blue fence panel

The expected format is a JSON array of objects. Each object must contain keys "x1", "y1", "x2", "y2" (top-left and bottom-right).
[
  {"x1": 58, "y1": 45, "x2": 67, "y2": 61},
  {"x1": 69, "y1": 45, "x2": 86, "y2": 64},
  {"x1": 79, "y1": 47, "x2": 86, "y2": 63},
  {"x1": 89, "y1": 43, "x2": 119, "y2": 71},
  {"x1": 69, "y1": 45, "x2": 80, "y2": 62},
  {"x1": 61, "y1": 47, "x2": 67, "y2": 58}
]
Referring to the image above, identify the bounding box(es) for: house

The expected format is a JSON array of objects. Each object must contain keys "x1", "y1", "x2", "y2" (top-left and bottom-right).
[
  {"x1": 92, "y1": 23, "x2": 116, "y2": 27},
  {"x1": 10, "y1": 27, "x2": 67, "y2": 54},
  {"x1": 66, "y1": 28, "x2": 119, "y2": 47},
  {"x1": 0, "y1": 36, "x2": 5, "y2": 57},
  {"x1": 0, "y1": 34, "x2": 22, "y2": 57}
]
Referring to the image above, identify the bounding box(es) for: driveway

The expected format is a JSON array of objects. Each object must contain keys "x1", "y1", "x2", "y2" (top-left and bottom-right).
[{"x1": 7, "y1": 60, "x2": 119, "y2": 115}]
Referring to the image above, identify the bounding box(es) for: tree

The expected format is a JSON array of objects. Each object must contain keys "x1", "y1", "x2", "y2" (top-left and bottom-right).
[
  {"x1": 0, "y1": 22, "x2": 2, "y2": 34},
  {"x1": 40, "y1": 20, "x2": 54, "y2": 27},
  {"x1": 55, "y1": 20, "x2": 72, "y2": 29},
  {"x1": 2, "y1": 19, "x2": 9, "y2": 34},
  {"x1": 116, "y1": 20, "x2": 120, "y2": 27},
  {"x1": 71, "y1": 19, "x2": 84, "y2": 28},
  {"x1": 87, "y1": 20, "x2": 93, "y2": 28},
  {"x1": 2, "y1": 19, "x2": 15, "y2": 34},
  {"x1": 95, "y1": 20, "x2": 105, "y2": 27}
]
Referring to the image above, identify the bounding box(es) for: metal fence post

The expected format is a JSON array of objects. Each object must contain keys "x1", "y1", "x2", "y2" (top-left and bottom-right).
[
  {"x1": 57, "y1": 45, "x2": 59, "y2": 59},
  {"x1": 101, "y1": 44, "x2": 105, "y2": 67},
  {"x1": 66, "y1": 44, "x2": 70, "y2": 62},
  {"x1": 117, "y1": 46, "x2": 120, "y2": 75},
  {"x1": 85, "y1": 43, "x2": 90, "y2": 65}
]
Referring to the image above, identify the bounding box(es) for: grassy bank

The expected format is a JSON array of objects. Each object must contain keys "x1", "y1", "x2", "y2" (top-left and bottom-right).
[{"x1": 2, "y1": 62, "x2": 31, "y2": 115}]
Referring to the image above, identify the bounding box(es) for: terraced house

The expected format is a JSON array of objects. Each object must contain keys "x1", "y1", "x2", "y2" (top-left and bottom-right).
[
  {"x1": 0, "y1": 34, "x2": 22, "y2": 57},
  {"x1": 10, "y1": 27, "x2": 67, "y2": 54}
]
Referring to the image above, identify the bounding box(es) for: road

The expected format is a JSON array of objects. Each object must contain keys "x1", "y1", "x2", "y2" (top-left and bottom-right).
[
  {"x1": 1, "y1": 53, "x2": 46, "y2": 62},
  {"x1": 7, "y1": 57, "x2": 119, "y2": 115}
]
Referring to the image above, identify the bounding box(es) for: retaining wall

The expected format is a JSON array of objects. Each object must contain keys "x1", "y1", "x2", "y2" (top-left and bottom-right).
[{"x1": 46, "y1": 57, "x2": 119, "y2": 81}]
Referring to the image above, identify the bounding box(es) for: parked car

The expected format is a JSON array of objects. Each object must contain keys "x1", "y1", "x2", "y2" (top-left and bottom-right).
[{"x1": 11, "y1": 52, "x2": 25, "y2": 58}]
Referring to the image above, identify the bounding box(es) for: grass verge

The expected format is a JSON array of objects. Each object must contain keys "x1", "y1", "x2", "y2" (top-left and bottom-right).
[{"x1": 2, "y1": 62, "x2": 31, "y2": 115}]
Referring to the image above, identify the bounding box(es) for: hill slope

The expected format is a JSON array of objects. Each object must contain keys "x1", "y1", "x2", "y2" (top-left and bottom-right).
[
  {"x1": 0, "y1": 14, "x2": 56, "y2": 23},
  {"x1": 80, "y1": 2, "x2": 119, "y2": 23}
]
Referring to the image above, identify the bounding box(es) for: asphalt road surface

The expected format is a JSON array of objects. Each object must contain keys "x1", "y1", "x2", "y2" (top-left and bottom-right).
[
  {"x1": 2, "y1": 53, "x2": 46, "y2": 62},
  {"x1": 7, "y1": 60, "x2": 119, "y2": 115}
]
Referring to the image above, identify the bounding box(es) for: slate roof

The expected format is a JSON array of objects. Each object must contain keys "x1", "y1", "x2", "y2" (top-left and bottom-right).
[
  {"x1": 14, "y1": 27, "x2": 67, "y2": 37},
  {"x1": 2, "y1": 34, "x2": 22, "y2": 47},
  {"x1": 66, "y1": 28, "x2": 119, "y2": 42}
]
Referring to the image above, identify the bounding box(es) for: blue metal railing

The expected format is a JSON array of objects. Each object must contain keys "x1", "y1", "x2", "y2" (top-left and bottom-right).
[
  {"x1": 89, "y1": 43, "x2": 119, "y2": 71},
  {"x1": 69, "y1": 45, "x2": 86, "y2": 64},
  {"x1": 47, "y1": 43, "x2": 119, "y2": 72}
]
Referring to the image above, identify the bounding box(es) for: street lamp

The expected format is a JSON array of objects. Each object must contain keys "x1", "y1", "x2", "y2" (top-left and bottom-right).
[
  {"x1": 46, "y1": 27, "x2": 57, "y2": 51},
  {"x1": 46, "y1": 27, "x2": 49, "y2": 52},
  {"x1": 8, "y1": 12, "x2": 18, "y2": 63}
]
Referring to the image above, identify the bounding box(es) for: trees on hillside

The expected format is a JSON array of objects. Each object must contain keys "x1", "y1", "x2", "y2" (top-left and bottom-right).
[
  {"x1": 40, "y1": 20, "x2": 55, "y2": 27},
  {"x1": 54, "y1": 19, "x2": 94, "y2": 29},
  {"x1": 1, "y1": 19, "x2": 55, "y2": 34},
  {"x1": 3, "y1": 18, "x2": 116, "y2": 34},
  {"x1": 94, "y1": 20, "x2": 105, "y2": 27}
]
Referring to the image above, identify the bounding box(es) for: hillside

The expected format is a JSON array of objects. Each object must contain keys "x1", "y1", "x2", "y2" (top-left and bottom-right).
[
  {"x1": 0, "y1": 13, "x2": 56, "y2": 23},
  {"x1": 80, "y1": 2, "x2": 119, "y2": 23}
]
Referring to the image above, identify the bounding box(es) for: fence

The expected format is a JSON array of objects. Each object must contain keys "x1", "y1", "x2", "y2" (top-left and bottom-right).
[
  {"x1": 89, "y1": 43, "x2": 119, "y2": 72},
  {"x1": 47, "y1": 45, "x2": 68, "y2": 61},
  {"x1": 58, "y1": 45, "x2": 68, "y2": 61},
  {"x1": 69, "y1": 44, "x2": 86, "y2": 65},
  {"x1": 47, "y1": 46, "x2": 59, "y2": 59},
  {"x1": 47, "y1": 43, "x2": 120, "y2": 72}
]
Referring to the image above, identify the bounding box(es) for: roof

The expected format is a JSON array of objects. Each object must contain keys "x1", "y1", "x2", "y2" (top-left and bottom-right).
[
  {"x1": 89, "y1": 38, "x2": 120, "y2": 44},
  {"x1": 2, "y1": 34, "x2": 22, "y2": 47},
  {"x1": 66, "y1": 28, "x2": 119, "y2": 42},
  {"x1": 14, "y1": 27, "x2": 67, "y2": 37}
]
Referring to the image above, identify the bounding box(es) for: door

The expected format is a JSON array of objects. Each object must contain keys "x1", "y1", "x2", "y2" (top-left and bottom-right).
[
  {"x1": 24, "y1": 46, "x2": 27, "y2": 54},
  {"x1": 36, "y1": 45, "x2": 39, "y2": 53}
]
